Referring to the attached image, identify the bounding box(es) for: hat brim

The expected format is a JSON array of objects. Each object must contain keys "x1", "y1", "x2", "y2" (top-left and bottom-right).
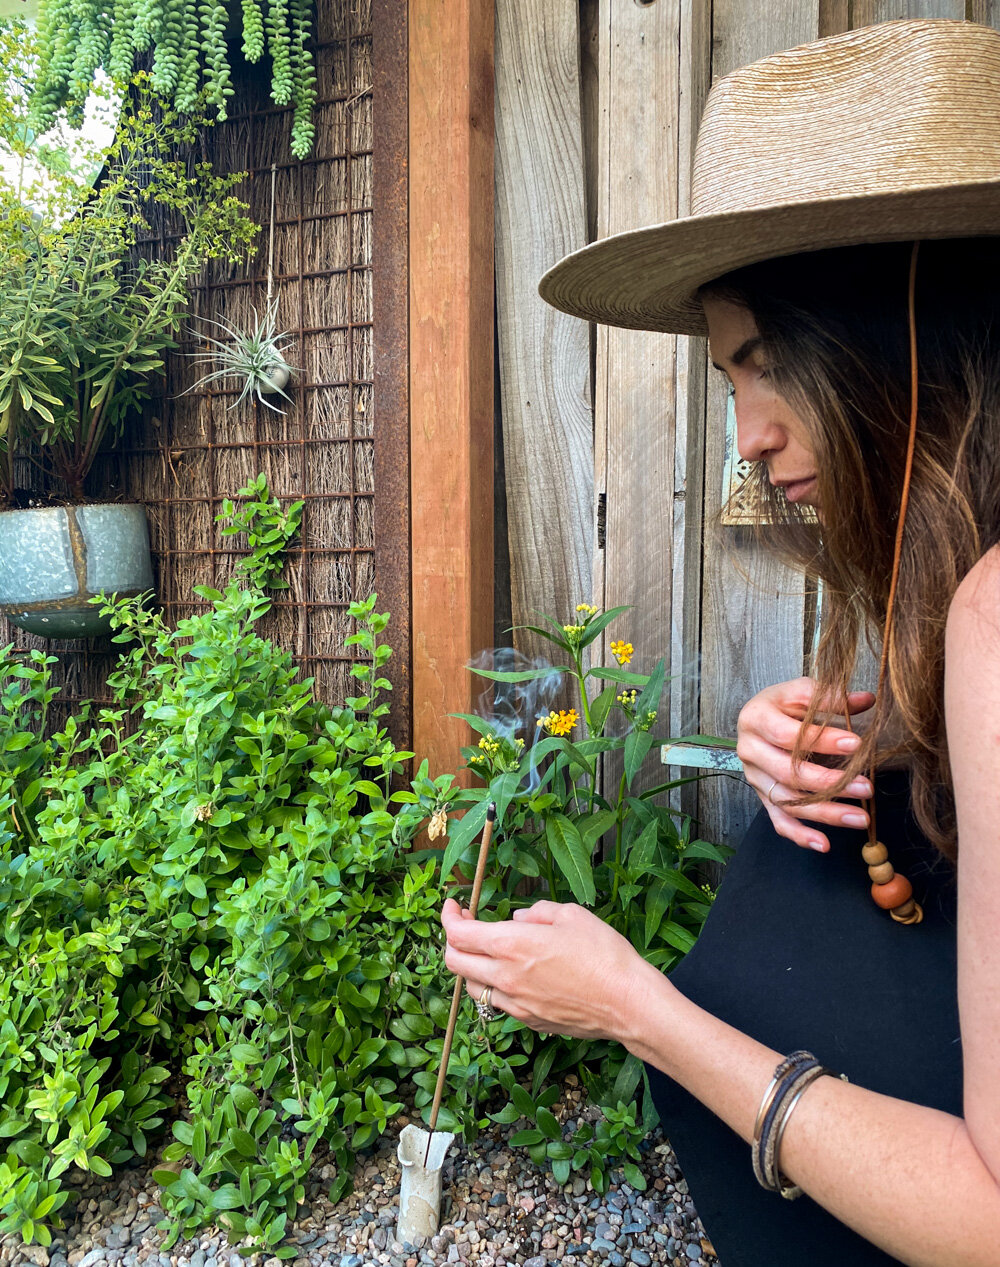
[{"x1": 537, "y1": 180, "x2": 1000, "y2": 337}]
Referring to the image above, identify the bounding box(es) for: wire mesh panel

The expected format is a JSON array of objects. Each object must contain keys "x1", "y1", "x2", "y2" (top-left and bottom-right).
[{"x1": 1, "y1": 0, "x2": 410, "y2": 737}]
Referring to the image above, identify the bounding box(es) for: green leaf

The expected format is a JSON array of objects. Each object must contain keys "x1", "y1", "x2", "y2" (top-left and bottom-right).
[
  {"x1": 184, "y1": 874, "x2": 208, "y2": 901},
  {"x1": 623, "y1": 1161, "x2": 647, "y2": 1191},
  {"x1": 587, "y1": 666, "x2": 649, "y2": 686},
  {"x1": 210, "y1": 1184, "x2": 244, "y2": 1211},
  {"x1": 611, "y1": 1054, "x2": 643, "y2": 1106},
  {"x1": 580, "y1": 809, "x2": 617, "y2": 854},
  {"x1": 229, "y1": 1128, "x2": 257, "y2": 1158},
  {"x1": 536, "y1": 1107, "x2": 560, "y2": 1141},
  {"x1": 544, "y1": 814, "x2": 596, "y2": 906},
  {"x1": 440, "y1": 799, "x2": 489, "y2": 883},
  {"x1": 470, "y1": 666, "x2": 572, "y2": 683},
  {"x1": 588, "y1": 685, "x2": 617, "y2": 737},
  {"x1": 551, "y1": 1157, "x2": 571, "y2": 1185},
  {"x1": 577, "y1": 605, "x2": 630, "y2": 649},
  {"x1": 230, "y1": 1043, "x2": 262, "y2": 1064},
  {"x1": 660, "y1": 920, "x2": 698, "y2": 954},
  {"x1": 510, "y1": 1083, "x2": 535, "y2": 1117},
  {"x1": 623, "y1": 729, "x2": 654, "y2": 788}
]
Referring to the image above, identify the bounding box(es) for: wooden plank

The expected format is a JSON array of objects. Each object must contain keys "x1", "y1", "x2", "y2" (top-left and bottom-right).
[
  {"x1": 696, "y1": 1, "x2": 821, "y2": 850},
  {"x1": 409, "y1": 0, "x2": 495, "y2": 779},
  {"x1": 494, "y1": 0, "x2": 592, "y2": 670},
  {"x1": 968, "y1": 2, "x2": 1000, "y2": 28},
  {"x1": 818, "y1": 0, "x2": 851, "y2": 35},
  {"x1": 594, "y1": 0, "x2": 681, "y2": 750},
  {"x1": 852, "y1": 0, "x2": 964, "y2": 19},
  {"x1": 670, "y1": 0, "x2": 712, "y2": 789}
]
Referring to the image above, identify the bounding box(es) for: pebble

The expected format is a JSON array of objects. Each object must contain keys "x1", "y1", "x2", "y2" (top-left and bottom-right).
[{"x1": 0, "y1": 1099, "x2": 717, "y2": 1267}]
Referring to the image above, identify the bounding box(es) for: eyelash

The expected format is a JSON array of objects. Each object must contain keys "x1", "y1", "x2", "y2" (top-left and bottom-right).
[{"x1": 727, "y1": 368, "x2": 772, "y2": 397}]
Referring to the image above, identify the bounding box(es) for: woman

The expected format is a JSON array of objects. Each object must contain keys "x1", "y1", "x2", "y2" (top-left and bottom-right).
[{"x1": 442, "y1": 20, "x2": 1000, "y2": 1264}]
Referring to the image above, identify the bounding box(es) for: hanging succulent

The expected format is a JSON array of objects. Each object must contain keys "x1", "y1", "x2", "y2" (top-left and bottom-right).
[{"x1": 29, "y1": 0, "x2": 318, "y2": 158}]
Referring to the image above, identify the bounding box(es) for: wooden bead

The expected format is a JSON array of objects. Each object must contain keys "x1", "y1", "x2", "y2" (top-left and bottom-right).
[
  {"x1": 867, "y1": 861, "x2": 895, "y2": 885},
  {"x1": 890, "y1": 901, "x2": 924, "y2": 925},
  {"x1": 889, "y1": 898, "x2": 916, "y2": 918},
  {"x1": 871, "y1": 873, "x2": 913, "y2": 909},
  {"x1": 862, "y1": 842, "x2": 888, "y2": 865}
]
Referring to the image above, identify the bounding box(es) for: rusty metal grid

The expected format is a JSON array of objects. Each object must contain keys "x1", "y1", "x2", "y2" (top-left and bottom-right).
[{"x1": 1, "y1": 0, "x2": 412, "y2": 744}]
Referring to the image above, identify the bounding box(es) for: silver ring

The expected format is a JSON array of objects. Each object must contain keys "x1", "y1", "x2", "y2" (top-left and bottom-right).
[
  {"x1": 766, "y1": 779, "x2": 779, "y2": 804},
  {"x1": 475, "y1": 985, "x2": 500, "y2": 1022}
]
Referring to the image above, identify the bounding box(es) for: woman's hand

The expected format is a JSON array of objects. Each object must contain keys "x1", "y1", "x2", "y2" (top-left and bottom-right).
[
  {"x1": 736, "y1": 676, "x2": 875, "y2": 852},
  {"x1": 441, "y1": 898, "x2": 664, "y2": 1045}
]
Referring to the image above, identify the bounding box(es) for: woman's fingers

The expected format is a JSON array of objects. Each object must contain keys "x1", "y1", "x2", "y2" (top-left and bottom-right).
[
  {"x1": 763, "y1": 798, "x2": 832, "y2": 853},
  {"x1": 739, "y1": 737, "x2": 873, "y2": 798}
]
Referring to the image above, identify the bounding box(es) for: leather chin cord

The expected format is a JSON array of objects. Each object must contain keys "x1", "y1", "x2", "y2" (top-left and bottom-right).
[
  {"x1": 841, "y1": 239, "x2": 922, "y2": 922},
  {"x1": 843, "y1": 240, "x2": 924, "y2": 925}
]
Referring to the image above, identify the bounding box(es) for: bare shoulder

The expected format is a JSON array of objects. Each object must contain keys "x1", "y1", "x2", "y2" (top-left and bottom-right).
[
  {"x1": 946, "y1": 544, "x2": 1000, "y2": 653},
  {"x1": 945, "y1": 545, "x2": 1000, "y2": 770}
]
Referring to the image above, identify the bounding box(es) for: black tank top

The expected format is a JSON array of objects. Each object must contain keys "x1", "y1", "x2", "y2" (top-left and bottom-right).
[{"x1": 644, "y1": 771, "x2": 960, "y2": 1266}]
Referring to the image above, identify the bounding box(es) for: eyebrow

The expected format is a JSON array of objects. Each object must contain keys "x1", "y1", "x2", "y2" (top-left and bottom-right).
[{"x1": 710, "y1": 335, "x2": 763, "y2": 372}]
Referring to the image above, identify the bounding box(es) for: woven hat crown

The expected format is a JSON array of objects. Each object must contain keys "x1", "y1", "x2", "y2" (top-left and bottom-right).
[
  {"x1": 694, "y1": 20, "x2": 1000, "y2": 219},
  {"x1": 538, "y1": 19, "x2": 1000, "y2": 336}
]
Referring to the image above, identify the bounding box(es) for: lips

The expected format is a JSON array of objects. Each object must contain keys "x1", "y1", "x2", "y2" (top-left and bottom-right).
[{"x1": 777, "y1": 477, "x2": 818, "y2": 504}]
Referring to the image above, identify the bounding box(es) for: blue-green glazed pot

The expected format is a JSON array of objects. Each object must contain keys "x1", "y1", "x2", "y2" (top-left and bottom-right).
[{"x1": 0, "y1": 503, "x2": 154, "y2": 637}]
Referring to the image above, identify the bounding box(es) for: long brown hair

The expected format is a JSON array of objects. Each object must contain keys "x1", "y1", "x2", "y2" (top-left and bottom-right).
[{"x1": 705, "y1": 239, "x2": 1000, "y2": 858}]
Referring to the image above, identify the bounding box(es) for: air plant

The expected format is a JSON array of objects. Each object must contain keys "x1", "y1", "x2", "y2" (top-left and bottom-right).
[
  {"x1": 185, "y1": 300, "x2": 298, "y2": 412},
  {"x1": 185, "y1": 164, "x2": 298, "y2": 414}
]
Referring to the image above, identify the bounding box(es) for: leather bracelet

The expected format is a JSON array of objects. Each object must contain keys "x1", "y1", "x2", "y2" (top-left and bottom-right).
[
  {"x1": 752, "y1": 1050, "x2": 815, "y2": 1145},
  {"x1": 752, "y1": 1052, "x2": 849, "y2": 1199},
  {"x1": 752, "y1": 1056, "x2": 821, "y2": 1191}
]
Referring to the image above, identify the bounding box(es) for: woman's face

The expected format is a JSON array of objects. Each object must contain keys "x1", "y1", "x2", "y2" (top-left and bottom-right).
[{"x1": 702, "y1": 295, "x2": 820, "y2": 507}]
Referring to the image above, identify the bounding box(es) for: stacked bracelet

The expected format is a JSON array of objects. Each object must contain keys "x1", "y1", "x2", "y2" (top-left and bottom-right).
[{"x1": 752, "y1": 1050, "x2": 849, "y2": 1200}]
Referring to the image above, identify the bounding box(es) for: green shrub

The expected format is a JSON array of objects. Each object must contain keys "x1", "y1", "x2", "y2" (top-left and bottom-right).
[{"x1": 0, "y1": 480, "x2": 726, "y2": 1250}]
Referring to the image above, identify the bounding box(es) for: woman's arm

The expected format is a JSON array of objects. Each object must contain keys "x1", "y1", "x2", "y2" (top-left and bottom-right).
[{"x1": 441, "y1": 552, "x2": 1000, "y2": 1267}]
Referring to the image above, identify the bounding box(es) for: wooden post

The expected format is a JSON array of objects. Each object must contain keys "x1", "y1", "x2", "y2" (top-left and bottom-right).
[{"x1": 408, "y1": 0, "x2": 495, "y2": 779}]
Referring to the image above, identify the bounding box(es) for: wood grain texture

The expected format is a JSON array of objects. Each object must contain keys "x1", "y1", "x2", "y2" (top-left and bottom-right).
[
  {"x1": 494, "y1": 0, "x2": 592, "y2": 668},
  {"x1": 852, "y1": 0, "x2": 964, "y2": 20},
  {"x1": 593, "y1": 0, "x2": 680, "y2": 746},
  {"x1": 696, "y1": 1, "x2": 820, "y2": 849},
  {"x1": 409, "y1": 0, "x2": 495, "y2": 779},
  {"x1": 968, "y1": 1, "x2": 1000, "y2": 28},
  {"x1": 670, "y1": 0, "x2": 712, "y2": 777}
]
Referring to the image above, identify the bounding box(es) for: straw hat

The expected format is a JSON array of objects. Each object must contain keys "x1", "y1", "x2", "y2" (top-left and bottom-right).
[{"x1": 538, "y1": 19, "x2": 1000, "y2": 337}]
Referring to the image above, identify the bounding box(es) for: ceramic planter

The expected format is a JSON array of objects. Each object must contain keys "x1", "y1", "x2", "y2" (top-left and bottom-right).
[{"x1": 0, "y1": 503, "x2": 154, "y2": 637}]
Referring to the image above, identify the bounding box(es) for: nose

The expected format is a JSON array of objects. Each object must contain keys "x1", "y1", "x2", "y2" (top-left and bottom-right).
[{"x1": 732, "y1": 390, "x2": 785, "y2": 463}]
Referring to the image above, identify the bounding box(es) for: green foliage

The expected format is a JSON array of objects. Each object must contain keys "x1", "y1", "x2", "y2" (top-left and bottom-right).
[
  {"x1": 410, "y1": 602, "x2": 732, "y2": 1190},
  {"x1": 0, "y1": 478, "x2": 438, "y2": 1250},
  {"x1": 0, "y1": 74, "x2": 257, "y2": 502},
  {"x1": 0, "y1": 486, "x2": 728, "y2": 1248},
  {"x1": 29, "y1": 0, "x2": 318, "y2": 158}
]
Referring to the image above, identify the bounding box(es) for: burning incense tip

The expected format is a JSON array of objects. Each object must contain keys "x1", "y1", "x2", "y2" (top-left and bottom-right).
[{"x1": 487, "y1": 801, "x2": 497, "y2": 822}]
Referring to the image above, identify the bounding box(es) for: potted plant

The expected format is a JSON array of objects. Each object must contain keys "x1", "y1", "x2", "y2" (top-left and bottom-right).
[{"x1": 0, "y1": 66, "x2": 257, "y2": 637}]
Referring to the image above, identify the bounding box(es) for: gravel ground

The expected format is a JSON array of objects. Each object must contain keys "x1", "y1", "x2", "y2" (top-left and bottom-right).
[{"x1": 1, "y1": 1083, "x2": 717, "y2": 1267}]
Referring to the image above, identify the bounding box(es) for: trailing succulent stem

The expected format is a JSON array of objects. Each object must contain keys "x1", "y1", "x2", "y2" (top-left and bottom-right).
[{"x1": 28, "y1": 0, "x2": 319, "y2": 157}]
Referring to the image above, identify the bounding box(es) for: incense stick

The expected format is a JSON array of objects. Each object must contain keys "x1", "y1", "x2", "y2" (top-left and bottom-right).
[{"x1": 423, "y1": 801, "x2": 497, "y2": 1166}]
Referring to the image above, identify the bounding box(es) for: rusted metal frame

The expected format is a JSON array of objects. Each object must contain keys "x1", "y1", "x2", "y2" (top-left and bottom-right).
[
  {"x1": 186, "y1": 267, "x2": 374, "y2": 292},
  {"x1": 372, "y1": 0, "x2": 412, "y2": 751},
  {"x1": 296, "y1": 22, "x2": 311, "y2": 672}
]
